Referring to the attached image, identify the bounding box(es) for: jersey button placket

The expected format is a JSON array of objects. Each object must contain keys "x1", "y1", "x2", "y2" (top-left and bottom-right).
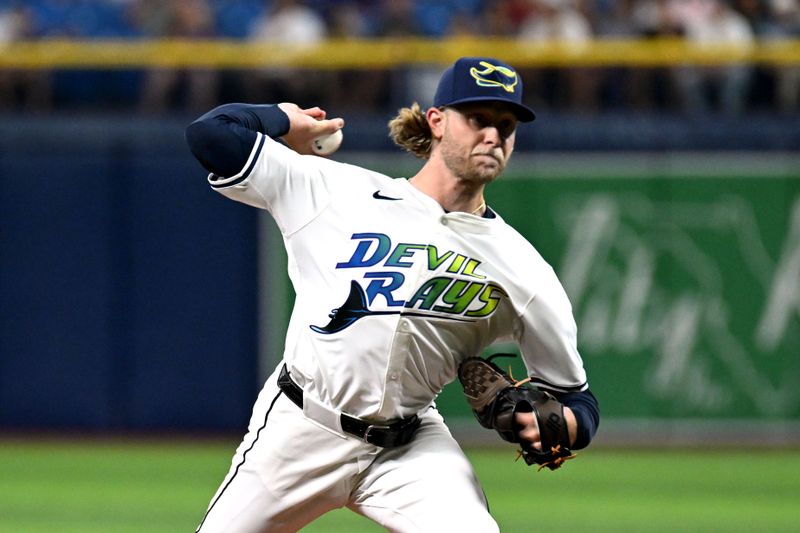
[{"x1": 381, "y1": 233, "x2": 427, "y2": 418}]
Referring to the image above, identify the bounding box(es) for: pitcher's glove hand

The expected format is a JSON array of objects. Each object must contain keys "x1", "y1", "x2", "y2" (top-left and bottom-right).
[{"x1": 458, "y1": 354, "x2": 575, "y2": 471}]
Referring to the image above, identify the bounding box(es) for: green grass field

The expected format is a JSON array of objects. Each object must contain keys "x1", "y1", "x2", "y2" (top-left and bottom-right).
[{"x1": 0, "y1": 438, "x2": 797, "y2": 532}]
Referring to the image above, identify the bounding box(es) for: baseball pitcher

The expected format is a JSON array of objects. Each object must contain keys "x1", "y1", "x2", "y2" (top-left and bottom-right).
[{"x1": 186, "y1": 56, "x2": 600, "y2": 533}]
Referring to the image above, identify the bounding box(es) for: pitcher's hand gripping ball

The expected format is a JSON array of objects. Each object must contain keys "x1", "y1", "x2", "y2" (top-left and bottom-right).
[{"x1": 458, "y1": 354, "x2": 575, "y2": 471}]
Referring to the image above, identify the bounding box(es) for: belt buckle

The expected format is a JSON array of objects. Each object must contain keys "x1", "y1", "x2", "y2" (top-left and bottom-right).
[{"x1": 362, "y1": 423, "x2": 391, "y2": 445}]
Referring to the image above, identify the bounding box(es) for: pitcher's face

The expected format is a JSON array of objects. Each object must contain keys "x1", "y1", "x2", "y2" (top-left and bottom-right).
[{"x1": 438, "y1": 103, "x2": 517, "y2": 184}]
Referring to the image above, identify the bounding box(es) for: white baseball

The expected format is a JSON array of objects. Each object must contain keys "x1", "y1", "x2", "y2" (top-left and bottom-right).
[{"x1": 311, "y1": 129, "x2": 343, "y2": 156}]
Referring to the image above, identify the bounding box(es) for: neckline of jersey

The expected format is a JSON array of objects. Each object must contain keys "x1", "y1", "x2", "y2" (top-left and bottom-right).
[{"x1": 399, "y1": 178, "x2": 499, "y2": 222}]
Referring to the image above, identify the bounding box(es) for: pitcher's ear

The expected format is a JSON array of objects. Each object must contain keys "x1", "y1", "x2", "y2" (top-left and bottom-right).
[{"x1": 427, "y1": 107, "x2": 447, "y2": 140}]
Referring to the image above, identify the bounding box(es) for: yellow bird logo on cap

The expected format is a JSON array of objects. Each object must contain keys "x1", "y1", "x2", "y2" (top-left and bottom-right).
[{"x1": 469, "y1": 61, "x2": 518, "y2": 93}]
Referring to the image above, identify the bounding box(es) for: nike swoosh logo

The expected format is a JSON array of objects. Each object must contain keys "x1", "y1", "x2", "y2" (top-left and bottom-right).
[{"x1": 373, "y1": 190, "x2": 402, "y2": 201}]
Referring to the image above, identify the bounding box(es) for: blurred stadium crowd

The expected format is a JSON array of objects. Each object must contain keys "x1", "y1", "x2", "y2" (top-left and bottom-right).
[{"x1": 0, "y1": 0, "x2": 798, "y2": 116}]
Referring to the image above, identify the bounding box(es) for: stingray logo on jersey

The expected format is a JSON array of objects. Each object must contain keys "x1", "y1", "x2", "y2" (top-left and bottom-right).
[
  {"x1": 470, "y1": 61, "x2": 518, "y2": 93},
  {"x1": 310, "y1": 232, "x2": 506, "y2": 334}
]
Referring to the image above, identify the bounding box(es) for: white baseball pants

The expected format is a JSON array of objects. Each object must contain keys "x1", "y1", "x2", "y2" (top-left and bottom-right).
[{"x1": 195, "y1": 365, "x2": 499, "y2": 533}]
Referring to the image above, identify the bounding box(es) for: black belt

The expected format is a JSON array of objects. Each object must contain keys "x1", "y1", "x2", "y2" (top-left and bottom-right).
[{"x1": 277, "y1": 365, "x2": 420, "y2": 448}]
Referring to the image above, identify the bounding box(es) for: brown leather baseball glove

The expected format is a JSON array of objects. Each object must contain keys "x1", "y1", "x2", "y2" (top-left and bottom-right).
[{"x1": 458, "y1": 354, "x2": 575, "y2": 471}]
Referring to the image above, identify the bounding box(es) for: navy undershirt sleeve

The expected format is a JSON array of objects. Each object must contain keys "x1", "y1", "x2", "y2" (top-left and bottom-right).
[
  {"x1": 185, "y1": 103, "x2": 290, "y2": 178},
  {"x1": 553, "y1": 388, "x2": 600, "y2": 450}
]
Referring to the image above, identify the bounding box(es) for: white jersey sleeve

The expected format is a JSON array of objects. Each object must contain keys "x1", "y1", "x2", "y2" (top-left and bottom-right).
[
  {"x1": 515, "y1": 266, "x2": 587, "y2": 393},
  {"x1": 207, "y1": 133, "x2": 339, "y2": 236},
  {"x1": 485, "y1": 224, "x2": 587, "y2": 393}
]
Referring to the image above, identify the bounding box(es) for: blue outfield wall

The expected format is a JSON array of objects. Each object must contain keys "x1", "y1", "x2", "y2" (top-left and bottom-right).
[{"x1": 0, "y1": 116, "x2": 259, "y2": 431}]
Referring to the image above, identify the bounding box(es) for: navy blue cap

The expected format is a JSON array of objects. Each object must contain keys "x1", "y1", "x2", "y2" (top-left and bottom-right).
[{"x1": 433, "y1": 57, "x2": 536, "y2": 122}]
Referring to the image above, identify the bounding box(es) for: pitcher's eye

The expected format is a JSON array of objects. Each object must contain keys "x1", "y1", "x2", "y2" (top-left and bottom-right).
[
  {"x1": 498, "y1": 119, "x2": 517, "y2": 138},
  {"x1": 469, "y1": 114, "x2": 489, "y2": 129}
]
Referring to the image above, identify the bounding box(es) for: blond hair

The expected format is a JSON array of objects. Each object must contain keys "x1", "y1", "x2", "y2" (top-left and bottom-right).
[{"x1": 388, "y1": 102, "x2": 433, "y2": 160}]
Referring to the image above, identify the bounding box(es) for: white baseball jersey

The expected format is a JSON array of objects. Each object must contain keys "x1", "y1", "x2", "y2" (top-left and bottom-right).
[{"x1": 209, "y1": 133, "x2": 588, "y2": 423}]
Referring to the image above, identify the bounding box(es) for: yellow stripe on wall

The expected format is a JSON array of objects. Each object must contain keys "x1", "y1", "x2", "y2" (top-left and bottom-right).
[{"x1": 1, "y1": 37, "x2": 798, "y2": 69}]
